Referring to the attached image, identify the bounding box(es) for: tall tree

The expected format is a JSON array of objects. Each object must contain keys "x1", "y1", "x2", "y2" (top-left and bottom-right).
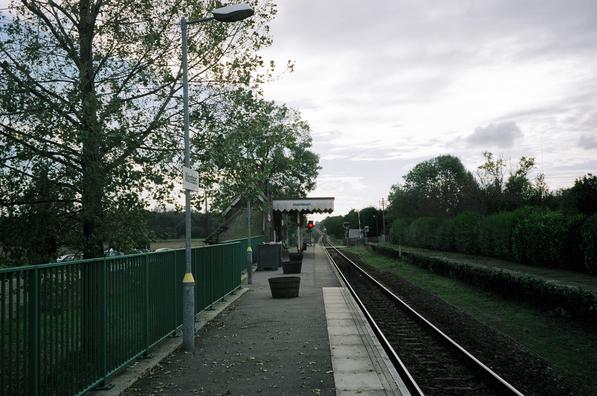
[
  {"x1": 477, "y1": 152, "x2": 550, "y2": 212},
  {"x1": 476, "y1": 151, "x2": 507, "y2": 212},
  {"x1": 359, "y1": 206, "x2": 382, "y2": 236},
  {"x1": 194, "y1": 88, "x2": 320, "y2": 210},
  {"x1": 0, "y1": 0, "x2": 276, "y2": 258},
  {"x1": 320, "y1": 215, "x2": 345, "y2": 239},
  {"x1": 560, "y1": 174, "x2": 597, "y2": 215},
  {"x1": 390, "y1": 155, "x2": 479, "y2": 218},
  {"x1": 504, "y1": 156, "x2": 536, "y2": 208}
]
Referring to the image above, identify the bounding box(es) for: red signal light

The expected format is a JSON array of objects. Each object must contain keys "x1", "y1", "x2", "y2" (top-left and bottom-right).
[{"x1": 307, "y1": 220, "x2": 314, "y2": 229}]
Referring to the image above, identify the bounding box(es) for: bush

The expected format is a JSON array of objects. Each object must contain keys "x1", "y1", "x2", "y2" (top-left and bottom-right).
[
  {"x1": 405, "y1": 217, "x2": 443, "y2": 249},
  {"x1": 512, "y1": 210, "x2": 582, "y2": 268},
  {"x1": 436, "y1": 220, "x2": 455, "y2": 251},
  {"x1": 387, "y1": 207, "x2": 587, "y2": 273},
  {"x1": 451, "y1": 212, "x2": 483, "y2": 254},
  {"x1": 478, "y1": 207, "x2": 537, "y2": 260},
  {"x1": 368, "y1": 244, "x2": 597, "y2": 325},
  {"x1": 389, "y1": 218, "x2": 408, "y2": 244},
  {"x1": 582, "y1": 214, "x2": 597, "y2": 273}
]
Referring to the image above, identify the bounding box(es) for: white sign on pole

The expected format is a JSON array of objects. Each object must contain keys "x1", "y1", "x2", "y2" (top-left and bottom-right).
[{"x1": 183, "y1": 166, "x2": 199, "y2": 191}]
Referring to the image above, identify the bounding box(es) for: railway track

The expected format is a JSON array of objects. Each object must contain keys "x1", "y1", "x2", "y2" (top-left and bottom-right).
[{"x1": 324, "y1": 241, "x2": 524, "y2": 396}]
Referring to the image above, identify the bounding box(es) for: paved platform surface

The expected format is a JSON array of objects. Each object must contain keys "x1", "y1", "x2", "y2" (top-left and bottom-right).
[
  {"x1": 125, "y1": 244, "x2": 405, "y2": 395},
  {"x1": 324, "y1": 287, "x2": 409, "y2": 396},
  {"x1": 126, "y1": 245, "x2": 339, "y2": 395}
]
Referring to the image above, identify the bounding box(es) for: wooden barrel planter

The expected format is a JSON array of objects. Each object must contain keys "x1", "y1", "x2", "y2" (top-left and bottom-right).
[
  {"x1": 289, "y1": 252, "x2": 303, "y2": 262},
  {"x1": 282, "y1": 260, "x2": 302, "y2": 274},
  {"x1": 268, "y1": 276, "x2": 301, "y2": 298}
]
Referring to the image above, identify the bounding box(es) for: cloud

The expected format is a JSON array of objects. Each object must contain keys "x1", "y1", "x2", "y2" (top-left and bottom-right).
[
  {"x1": 465, "y1": 122, "x2": 523, "y2": 148},
  {"x1": 314, "y1": 174, "x2": 367, "y2": 194},
  {"x1": 260, "y1": 0, "x2": 597, "y2": 211},
  {"x1": 320, "y1": 154, "x2": 346, "y2": 161},
  {"x1": 579, "y1": 134, "x2": 597, "y2": 149}
]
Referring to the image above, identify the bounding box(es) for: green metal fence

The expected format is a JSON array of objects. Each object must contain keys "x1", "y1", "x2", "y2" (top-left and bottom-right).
[
  {"x1": 222, "y1": 235, "x2": 265, "y2": 276},
  {"x1": 0, "y1": 238, "x2": 262, "y2": 395}
]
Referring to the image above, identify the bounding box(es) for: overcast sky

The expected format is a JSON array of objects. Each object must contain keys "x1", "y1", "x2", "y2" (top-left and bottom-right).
[
  {"x1": 2, "y1": 1, "x2": 595, "y2": 217},
  {"x1": 261, "y1": 0, "x2": 597, "y2": 216}
]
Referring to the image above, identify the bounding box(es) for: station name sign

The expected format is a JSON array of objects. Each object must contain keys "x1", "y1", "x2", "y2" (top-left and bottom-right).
[
  {"x1": 183, "y1": 166, "x2": 199, "y2": 191},
  {"x1": 272, "y1": 198, "x2": 334, "y2": 213}
]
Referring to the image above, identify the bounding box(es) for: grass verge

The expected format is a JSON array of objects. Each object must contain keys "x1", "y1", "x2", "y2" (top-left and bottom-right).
[
  {"x1": 349, "y1": 245, "x2": 597, "y2": 392},
  {"x1": 150, "y1": 239, "x2": 204, "y2": 250}
]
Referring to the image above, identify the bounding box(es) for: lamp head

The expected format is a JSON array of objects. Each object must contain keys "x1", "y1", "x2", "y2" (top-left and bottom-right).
[{"x1": 212, "y1": 3, "x2": 254, "y2": 22}]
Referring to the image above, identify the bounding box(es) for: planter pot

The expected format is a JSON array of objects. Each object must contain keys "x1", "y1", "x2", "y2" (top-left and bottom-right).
[
  {"x1": 268, "y1": 276, "x2": 301, "y2": 298},
  {"x1": 289, "y1": 252, "x2": 303, "y2": 262},
  {"x1": 282, "y1": 260, "x2": 302, "y2": 274}
]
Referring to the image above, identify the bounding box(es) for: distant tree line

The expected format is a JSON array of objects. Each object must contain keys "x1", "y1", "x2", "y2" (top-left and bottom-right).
[
  {"x1": 146, "y1": 211, "x2": 218, "y2": 241},
  {"x1": 0, "y1": 209, "x2": 219, "y2": 265},
  {"x1": 323, "y1": 153, "x2": 597, "y2": 273},
  {"x1": 321, "y1": 206, "x2": 385, "y2": 239}
]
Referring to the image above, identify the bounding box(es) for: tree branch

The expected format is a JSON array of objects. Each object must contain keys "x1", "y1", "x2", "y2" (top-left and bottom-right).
[
  {"x1": 0, "y1": 54, "x2": 80, "y2": 126},
  {"x1": 21, "y1": 0, "x2": 80, "y2": 67},
  {"x1": 0, "y1": 124, "x2": 82, "y2": 171}
]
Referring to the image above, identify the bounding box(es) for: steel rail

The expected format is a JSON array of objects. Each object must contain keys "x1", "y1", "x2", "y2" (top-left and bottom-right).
[
  {"x1": 323, "y1": 238, "x2": 524, "y2": 396},
  {"x1": 323, "y1": 240, "x2": 423, "y2": 396}
]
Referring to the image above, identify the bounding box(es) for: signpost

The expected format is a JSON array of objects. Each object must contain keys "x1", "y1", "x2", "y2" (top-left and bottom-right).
[{"x1": 183, "y1": 166, "x2": 199, "y2": 192}]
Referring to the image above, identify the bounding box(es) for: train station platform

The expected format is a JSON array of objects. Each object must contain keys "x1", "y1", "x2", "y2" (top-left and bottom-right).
[{"x1": 122, "y1": 244, "x2": 407, "y2": 396}]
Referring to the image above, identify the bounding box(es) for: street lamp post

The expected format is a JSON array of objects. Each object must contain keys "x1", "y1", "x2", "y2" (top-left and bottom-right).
[{"x1": 180, "y1": 3, "x2": 254, "y2": 352}]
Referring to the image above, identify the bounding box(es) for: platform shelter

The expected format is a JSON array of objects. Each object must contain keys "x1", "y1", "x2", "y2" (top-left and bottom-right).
[{"x1": 272, "y1": 197, "x2": 334, "y2": 251}]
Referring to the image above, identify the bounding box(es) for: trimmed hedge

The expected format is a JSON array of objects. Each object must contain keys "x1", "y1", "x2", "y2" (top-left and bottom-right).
[
  {"x1": 451, "y1": 212, "x2": 482, "y2": 254},
  {"x1": 388, "y1": 218, "x2": 408, "y2": 246},
  {"x1": 368, "y1": 243, "x2": 597, "y2": 325},
  {"x1": 404, "y1": 217, "x2": 443, "y2": 249},
  {"x1": 512, "y1": 211, "x2": 583, "y2": 268},
  {"x1": 388, "y1": 208, "x2": 591, "y2": 273},
  {"x1": 477, "y1": 208, "x2": 534, "y2": 260}
]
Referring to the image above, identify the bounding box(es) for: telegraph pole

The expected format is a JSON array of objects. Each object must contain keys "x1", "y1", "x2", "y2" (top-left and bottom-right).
[{"x1": 380, "y1": 198, "x2": 386, "y2": 242}]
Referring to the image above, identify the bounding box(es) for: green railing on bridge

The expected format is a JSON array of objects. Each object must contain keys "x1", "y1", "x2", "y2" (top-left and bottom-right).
[{"x1": 0, "y1": 236, "x2": 264, "y2": 396}]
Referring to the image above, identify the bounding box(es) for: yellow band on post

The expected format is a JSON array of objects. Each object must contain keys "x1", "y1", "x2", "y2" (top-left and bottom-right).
[{"x1": 182, "y1": 272, "x2": 195, "y2": 283}]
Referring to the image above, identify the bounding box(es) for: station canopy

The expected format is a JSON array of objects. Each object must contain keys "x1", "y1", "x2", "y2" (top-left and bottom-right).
[{"x1": 272, "y1": 197, "x2": 334, "y2": 214}]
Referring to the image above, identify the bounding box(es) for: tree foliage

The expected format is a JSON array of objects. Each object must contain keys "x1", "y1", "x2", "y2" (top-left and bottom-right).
[
  {"x1": 146, "y1": 210, "x2": 218, "y2": 240},
  {"x1": 0, "y1": 0, "x2": 276, "y2": 259},
  {"x1": 389, "y1": 155, "x2": 478, "y2": 219},
  {"x1": 560, "y1": 174, "x2": 597, "y2": 216},
  {"x1": 194, "y1": 88, "x2": 320, "y2": 210},
  {"x1": 321, "y1": 206, "x2": 384, "y2": 239},
  {"x1": 319, "y1": 215, "x2": 344, "y2": 238},
  {"x1": 382, "y1": 153, "x2": 595, "y2": 274},
  {"x1": 476, "y1": 152, "x2": 550, "y2": 212}
]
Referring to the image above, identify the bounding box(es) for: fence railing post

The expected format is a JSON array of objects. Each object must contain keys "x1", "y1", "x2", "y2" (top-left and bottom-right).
[
  {"x1": 102, "y1": 260, "x2": 107, "y2": 382},
  {"x1": 94, "y1": 259, "x2": 113, "y2": 390},
  {"x1": 28, "y1": 268, "x2": 40, "y2": 396},
  {"x1": 172, "y1": 252, "x2": 178, "y2": 335},
  {"x1": 143, "y1": 254, "x2": 150, "y2": 355}
]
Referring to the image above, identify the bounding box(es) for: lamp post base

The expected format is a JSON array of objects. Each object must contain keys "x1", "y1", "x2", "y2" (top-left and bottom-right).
[{"x1": 182, "y1": 273, "x2": 195, "y2": 351}]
